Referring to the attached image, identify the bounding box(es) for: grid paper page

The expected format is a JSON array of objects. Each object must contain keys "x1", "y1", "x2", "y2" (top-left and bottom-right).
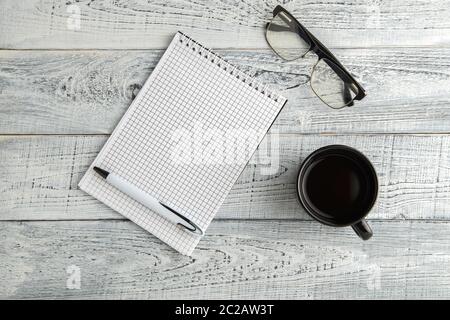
[{"x1": 79, "y1": 32, "x2": 287, "y2": 255}]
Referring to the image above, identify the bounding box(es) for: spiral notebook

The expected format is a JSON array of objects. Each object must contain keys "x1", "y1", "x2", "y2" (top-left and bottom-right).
[{"x1": 79, "y1": 32, "x2": 287, "y2": 255}]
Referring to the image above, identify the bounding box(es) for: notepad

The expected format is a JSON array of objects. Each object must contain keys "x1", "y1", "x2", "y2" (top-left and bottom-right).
[{"x1": 79, "y1": 32, "x2": 287, "y2": 255}]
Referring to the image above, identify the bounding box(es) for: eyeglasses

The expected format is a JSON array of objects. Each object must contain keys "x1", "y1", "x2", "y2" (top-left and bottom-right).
[{"x1": 265, "y1": 5, "x2": 366, "y2": 109}]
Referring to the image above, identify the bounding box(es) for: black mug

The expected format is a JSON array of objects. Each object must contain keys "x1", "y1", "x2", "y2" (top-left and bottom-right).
[{"x1": 297, "y1": 145, "x2": 378, "y2": 240}]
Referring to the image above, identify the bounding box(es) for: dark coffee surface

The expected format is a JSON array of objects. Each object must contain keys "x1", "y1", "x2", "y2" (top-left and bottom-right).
[{"x1": 304, "y1": 155, "x2": 369, "y2": 222}]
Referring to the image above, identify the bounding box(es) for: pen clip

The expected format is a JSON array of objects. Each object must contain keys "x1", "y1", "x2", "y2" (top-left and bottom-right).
[
  {"x1": 159, "y1": 202, "x2": 204, "y2": 236},
  {"x1": 177, "y1": 222, "x2": 204, "y2": 236}
]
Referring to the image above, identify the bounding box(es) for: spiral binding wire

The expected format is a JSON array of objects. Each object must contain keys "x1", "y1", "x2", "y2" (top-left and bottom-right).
[{"x1": 178, "y1": 32, "x2": 280, "y2": 102}]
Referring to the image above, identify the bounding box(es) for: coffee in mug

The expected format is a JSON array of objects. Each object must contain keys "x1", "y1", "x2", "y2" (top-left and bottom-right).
[{"x1": 297, "y1": 145, "x2": 378, "y2": 240}]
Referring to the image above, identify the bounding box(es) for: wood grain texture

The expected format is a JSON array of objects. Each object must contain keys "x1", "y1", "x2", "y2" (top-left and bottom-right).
[
  {"x1": 1, "y1": 0, "x2": 450, "y2": 49},
  {"x1": 2, "y1": 134, "x2": 449, "y2": 221},
  {"x1": 2, "y1": 48, "x2": 450, "y2": 134},
  {"x1": 2, "y1": 0, "x2": 450, "y2": 300},
  {"x1": 1, "y1": 219, "x2": 450, "y2": 299}
]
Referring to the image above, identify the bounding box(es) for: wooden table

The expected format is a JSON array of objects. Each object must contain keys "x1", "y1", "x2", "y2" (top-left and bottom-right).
[{"x1": 1, "y1": 0, "x2": 450, "y2": 299}]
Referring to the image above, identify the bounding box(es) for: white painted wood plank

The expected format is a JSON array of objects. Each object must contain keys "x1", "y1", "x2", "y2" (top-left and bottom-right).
[
  {"x1": 1, "y1": 0, "x2": 450, "y2": 49},
  {"x1": 1, "y1": 48, "x2": 450, "y2": 134},
  {"x1": 1, "y1": 134, "x2": 449, "y2": 221},
  {"x1": 1, "y1": 219, "x2": 449, "y2": 299}
]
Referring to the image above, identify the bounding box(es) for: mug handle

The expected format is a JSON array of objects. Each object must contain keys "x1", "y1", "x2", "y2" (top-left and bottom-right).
[{"x1": 351, "y1": 219, "x2": 373, "y2": 240}]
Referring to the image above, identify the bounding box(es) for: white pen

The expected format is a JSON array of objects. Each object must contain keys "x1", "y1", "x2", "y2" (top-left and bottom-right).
[{"x1": 93, "y1": 166, "x2": 203, "y2": 236}]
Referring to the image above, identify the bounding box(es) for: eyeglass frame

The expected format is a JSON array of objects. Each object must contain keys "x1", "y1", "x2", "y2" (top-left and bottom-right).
[{"x1": 265, "y1": 5, "x2": 366, "y2": 107}]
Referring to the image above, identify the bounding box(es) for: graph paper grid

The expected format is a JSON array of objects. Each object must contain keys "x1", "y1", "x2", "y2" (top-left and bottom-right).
[{"x1": 79, "y1": 32, "x2": 287, "y2": 256}]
